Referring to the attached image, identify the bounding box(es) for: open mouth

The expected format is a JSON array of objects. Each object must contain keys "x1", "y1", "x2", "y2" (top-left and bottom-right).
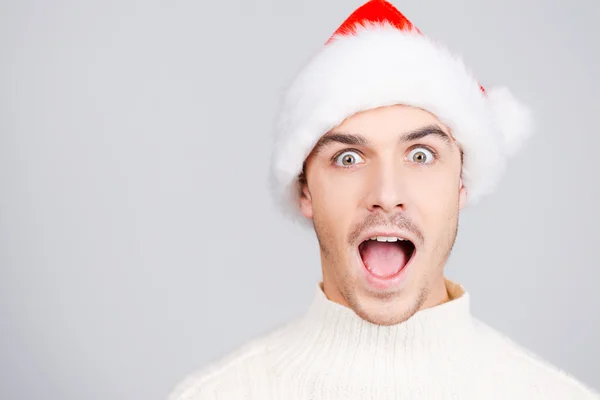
[{"x1": 358, "y1": 236, "x2": 416, "y2": 278}]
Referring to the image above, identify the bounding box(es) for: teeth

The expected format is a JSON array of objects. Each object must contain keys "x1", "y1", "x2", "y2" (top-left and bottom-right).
[
  {"x1": 373, "y1": 236, "x2": 403, "y2": 242},
  {"x1": 367, "y1": 236, "x2": 407, "y2": 242}
]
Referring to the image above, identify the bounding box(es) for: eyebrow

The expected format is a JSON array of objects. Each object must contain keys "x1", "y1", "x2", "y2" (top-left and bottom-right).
[
  {"x1": 312, "y1": 132, "x2": 370, "y2": 155},
  {"x1": 402, "y1": 125, "x2": 453, "y2": 145},
  {"x1": 312, "y1": 124, "x2": 454, "y2": 155}
]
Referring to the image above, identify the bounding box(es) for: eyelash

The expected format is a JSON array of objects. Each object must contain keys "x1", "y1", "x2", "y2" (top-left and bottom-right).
[{"x1": 330, "y1": 145, "x2": 439, "y2": 166}]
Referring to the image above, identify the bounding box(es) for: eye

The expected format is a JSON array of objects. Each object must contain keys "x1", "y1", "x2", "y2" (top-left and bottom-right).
[
  {"x1": 407, "y1": 147, "x2": 435, "y2": 164},
  {"x1": 334, "y1": 151, "x2": 364, "y2": 167}
]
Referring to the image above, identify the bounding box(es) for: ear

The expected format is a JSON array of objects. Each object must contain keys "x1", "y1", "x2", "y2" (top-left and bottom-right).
[
  {"x1": 299, "y1": 181, "x2": 314, "y2": 219},
  {"x1": 458, "y1": 177, "x2": 467, "y2": 210}
]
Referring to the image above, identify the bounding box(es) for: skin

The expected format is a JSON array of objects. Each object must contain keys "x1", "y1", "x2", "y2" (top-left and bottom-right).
[{"x1": 299, "y1": 105, "x2": 467, "y2": 326}]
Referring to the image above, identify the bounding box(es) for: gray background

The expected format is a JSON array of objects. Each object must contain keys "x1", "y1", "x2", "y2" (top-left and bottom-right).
[{"x1": 1, "y1": 0, "x2": 599, "y2": 399}]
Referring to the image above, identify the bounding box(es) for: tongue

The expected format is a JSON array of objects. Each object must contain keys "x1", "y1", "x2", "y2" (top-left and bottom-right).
[{"x1": 361, "y1": 241, "x2": 407, "y2": 278}]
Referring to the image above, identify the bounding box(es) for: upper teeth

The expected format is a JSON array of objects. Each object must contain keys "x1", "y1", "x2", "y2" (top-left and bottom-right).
[{"x1": 370, "y1": 236, "x2": 405, "y2": 242}]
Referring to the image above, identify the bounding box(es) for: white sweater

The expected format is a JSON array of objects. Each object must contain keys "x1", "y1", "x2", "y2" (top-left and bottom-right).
[{"x1": 170, "y1": 280, "x2": 599, "y2": 399}]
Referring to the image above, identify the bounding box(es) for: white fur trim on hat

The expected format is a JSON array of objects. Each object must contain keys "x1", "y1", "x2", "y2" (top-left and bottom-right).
[{"x1": 269, "y1": 22, "x2": 533, "y2": 225}]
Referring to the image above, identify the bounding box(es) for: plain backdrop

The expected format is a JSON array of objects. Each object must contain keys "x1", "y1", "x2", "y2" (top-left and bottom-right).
[{"x1": 1, "y1": 0, "x2": 599, "y2": 399}]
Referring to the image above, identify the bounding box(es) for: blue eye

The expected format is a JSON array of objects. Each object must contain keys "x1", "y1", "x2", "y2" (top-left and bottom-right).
[
  {"x1": 335, "y1": 151, "x2": 364, "y2": 167},
  {"x1": 407, "y1": 147, "x2": 435, "y2": 164}
]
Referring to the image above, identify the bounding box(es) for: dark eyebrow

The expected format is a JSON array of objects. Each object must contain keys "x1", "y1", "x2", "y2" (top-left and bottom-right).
[
  {"x1": 311, "y1": 124, "x2": 454, "y2": 156},
  {"x1": 311, "y1": 132, "x2": 371, "y2": 156},
  {"x1": 401, "y1": 125, "x2": 454, "y2": 146}
]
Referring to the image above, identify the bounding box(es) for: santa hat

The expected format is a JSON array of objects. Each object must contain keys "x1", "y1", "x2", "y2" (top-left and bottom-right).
[{"x1": 269, "y1": 0, "x2": 533, "y2": 225}]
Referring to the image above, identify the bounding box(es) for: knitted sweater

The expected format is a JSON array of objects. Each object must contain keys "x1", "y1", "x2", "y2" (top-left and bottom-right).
[{"x1": 169, "y1": 280, "x2": 599, "y2": 399}]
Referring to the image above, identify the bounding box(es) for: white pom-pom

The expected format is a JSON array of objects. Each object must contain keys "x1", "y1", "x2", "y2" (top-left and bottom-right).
[{"x1": 487, "y1": 86, "x2": 534, "y2": 157}]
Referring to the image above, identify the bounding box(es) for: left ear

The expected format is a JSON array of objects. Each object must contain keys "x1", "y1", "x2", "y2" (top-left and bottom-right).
[{"x1": 458, "y1": 177, "x2": 467, "y2": 210}]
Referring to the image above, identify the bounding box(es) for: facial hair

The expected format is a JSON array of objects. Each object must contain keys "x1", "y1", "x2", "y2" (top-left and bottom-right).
[{"x1": 313, "y1": 204, "x2": 460, "y2": 326}]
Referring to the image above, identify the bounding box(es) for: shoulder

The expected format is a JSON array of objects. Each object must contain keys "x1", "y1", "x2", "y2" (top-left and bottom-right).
[
  {"x1": 471, "y1": 317, "x2": 600, "y2": 398},
  {"x1": 167, "y1": 322, "x2": 293, "y2": 400}
]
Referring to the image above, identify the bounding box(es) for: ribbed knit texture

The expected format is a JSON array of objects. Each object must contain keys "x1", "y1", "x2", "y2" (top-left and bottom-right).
[{"x1": 170, "y1": 280, "x2": 599, "y2": 399}]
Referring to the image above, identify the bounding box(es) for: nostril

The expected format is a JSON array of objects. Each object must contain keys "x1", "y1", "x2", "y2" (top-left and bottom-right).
[{"x1": 370, "y1": 203, "x2": 404, "y2": 212}]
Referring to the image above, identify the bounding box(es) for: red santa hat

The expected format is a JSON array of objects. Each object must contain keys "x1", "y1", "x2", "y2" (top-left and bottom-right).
[{"x1": 269, "y1": 0, "x2": 533, "y2": 224}]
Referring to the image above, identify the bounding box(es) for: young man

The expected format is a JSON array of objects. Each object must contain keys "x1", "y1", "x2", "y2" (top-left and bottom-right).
[{"x1": 170, "y1": 1, "x2": 599, "y2": 399}]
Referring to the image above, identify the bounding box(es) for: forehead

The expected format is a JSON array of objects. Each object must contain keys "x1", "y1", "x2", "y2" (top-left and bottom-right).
[{"x1": 333, "y1": 105, "x2": 449, "y2": 137}]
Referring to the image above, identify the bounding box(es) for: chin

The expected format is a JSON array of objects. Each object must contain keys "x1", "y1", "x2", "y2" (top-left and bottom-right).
[
  {"x1": 350, "y1": 291, "x2": 424, "y2": 326},
  {"x1": 343, "y1": 274, "x2": 428, "y2": 326}
]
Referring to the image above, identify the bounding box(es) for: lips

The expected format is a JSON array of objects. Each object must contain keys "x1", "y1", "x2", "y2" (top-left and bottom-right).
[{"x1": 358, "y1": 235, "x2": 416, "y2": 279}]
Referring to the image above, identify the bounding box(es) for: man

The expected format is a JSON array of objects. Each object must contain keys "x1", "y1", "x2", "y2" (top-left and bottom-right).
[{"x1": 170, "y1": 1, "x2": 599, "y2": 399}]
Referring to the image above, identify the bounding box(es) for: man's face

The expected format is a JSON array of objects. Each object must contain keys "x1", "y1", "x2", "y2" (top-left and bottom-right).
[{"x1": 299, "y1": 105, "x2": 466, "y2": 325}]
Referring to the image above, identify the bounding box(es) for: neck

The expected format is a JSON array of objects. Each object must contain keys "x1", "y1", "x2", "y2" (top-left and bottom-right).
[{"x1": 422, "y1": 274, "x2": 452, "y2": 309}]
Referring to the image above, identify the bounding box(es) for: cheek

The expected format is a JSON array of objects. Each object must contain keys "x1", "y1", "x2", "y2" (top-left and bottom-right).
[
  {"x1": 406, "y1": 169, "x2": 461, "y2": 225},
  {"x1": 311, "y1": 171, "x2": 364, "y2": 226}
]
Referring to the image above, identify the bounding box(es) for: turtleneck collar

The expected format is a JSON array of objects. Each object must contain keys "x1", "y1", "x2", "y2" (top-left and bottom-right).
[{"x1": 273, "y1": 278, "x2": 475, "y2": 380}]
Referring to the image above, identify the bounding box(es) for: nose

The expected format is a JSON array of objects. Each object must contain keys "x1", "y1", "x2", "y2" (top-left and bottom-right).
[{"x1": 365, "y1": 160, "x2": 406, "y2": 214}]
